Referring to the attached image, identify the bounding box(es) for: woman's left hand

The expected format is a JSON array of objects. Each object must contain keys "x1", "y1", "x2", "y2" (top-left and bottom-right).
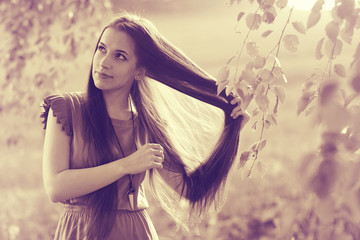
[{"x1": 230, "y1": 96, "x2": 250, "y2": 130}]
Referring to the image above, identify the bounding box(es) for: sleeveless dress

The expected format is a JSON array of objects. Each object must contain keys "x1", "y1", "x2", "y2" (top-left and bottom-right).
[{"x1": 41, "y1": 92, "x2": 158, "y2": 240}]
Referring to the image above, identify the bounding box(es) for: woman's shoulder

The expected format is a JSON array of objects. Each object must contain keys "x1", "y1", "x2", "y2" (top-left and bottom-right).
[{"x1": 41, "y1": 92, "x2": 86, "y2": 136}]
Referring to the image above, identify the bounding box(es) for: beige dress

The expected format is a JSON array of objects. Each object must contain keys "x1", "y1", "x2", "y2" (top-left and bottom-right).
[{"x1": 41, "y1": 92, "x2": 158, "y2": 240}]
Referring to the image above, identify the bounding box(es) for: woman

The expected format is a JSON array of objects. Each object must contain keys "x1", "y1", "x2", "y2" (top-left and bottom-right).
[{"x1": 41, "y1": 13, "x2": 248, "y2": 240}]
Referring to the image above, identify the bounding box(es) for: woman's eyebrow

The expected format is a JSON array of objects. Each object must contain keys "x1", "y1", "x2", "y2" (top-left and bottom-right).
[{"x1": 99, "y1": 42, "x2": 129, "y2": 56}]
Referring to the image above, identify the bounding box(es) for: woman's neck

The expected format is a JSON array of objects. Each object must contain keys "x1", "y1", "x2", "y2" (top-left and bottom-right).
[{"x1": 102, "y1": 90, "x2": 131, "y2": 120}]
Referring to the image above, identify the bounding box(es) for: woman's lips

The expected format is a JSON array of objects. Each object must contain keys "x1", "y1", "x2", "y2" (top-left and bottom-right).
[{"x1": 96, "y1": 71, "x2": 113, "y2": 78}]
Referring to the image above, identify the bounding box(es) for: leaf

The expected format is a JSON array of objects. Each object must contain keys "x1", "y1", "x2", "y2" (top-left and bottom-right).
[
  {"x1": 216, "y1": 66, "x2": 230, "y2": 95},
  {"x1": 273, "y1": 96, "x2": 279, "y2": 113},
  {"x1": 225, "y1": 85, "x2": 234, "y2": 96},
  {"x1": 351, "y1": 75, "x2": 360, "y2": 93},
  {"x1": 297, "y1": 91, "x2": 317, "y2": 115},
  {"x1": 337, "y1": 0, "x2": 355, "y2": 19},
  {"x1": 311, "y1": 0, "x2": 325, "y2": 12},
  {"x1": 252, "y1": 108, "x2": 260, "y2": 117},
  {"x1": 340, "y1": 15, "x2": 357, "y2": 44},
  {"x1": 246, "y1": 13, "x2": 262, "y2": 30},
  {"x1": 315, "y1": 37, "x2": 325, "y2": 60},
  {"x1": 251, "y1": 139, "x2": 267, "y2": 151},
  {"x1": 255, "y1": 84, "x2": 266, "y2": 96},
  {"x1": 262, "y1": 6, "x2": 276, "y2": 24},
  {"x1": 307, "y1": 11, "x2": 321, "y2": 29},
  {"x1": 238, "y1": 151, "x2": 251, "y2": 169},
  {"x1": 255, "y1": 94, "x2": 270, "y2": 112},
  {"x1": 274, "y1": 85, "x2": 286, "y2": 103},
  {"x1": 272, "y1": 66, "x2": 283, "y2": 77},
  {"x1": 262, "y1": 30, "x2": 273, "y2": 38},
  {"x1": 246, "y1": 42, "x2": 259, "y2": 57},
  {"x1": 245, "y1": 61, "x2": 255, "y2": 70},
  {"x1": 334, "y1": 64, "x2": 346, "y2": 77},
  {"x1": 241, "y1": 69, "x2": 256, "y2": 83},
  {"x1": 325, "y1": 21, "x2": 340, "y2": 42},
  {"x1": 340, "y1": 25, "x2": 353, "y2": 44},
  {"x1": 276, "y1": 0, "x2": 288, "y2": 9},
  {"x1": 344, "y1": 93, "x2": 360, "y2": 107},
  {"x1": 350, "y1": 43, "x2": 360, "y2": 69},
  {"x1": 319, "y1": 81, "x2": 338, "y2": 105},
  {"x1": 283, "y1": 34, "x2": 299, "y2": 52},
  {"x1": 325, "y1": 39, "x2": 343, "y2": 58},
  {"x1": 259, "y1": 68, "x2": 272, "y2": 81},
  {"x1": 258, "y1": 0, "x2": 275, "y2": 6},
  {"x1": 251, "y1": 121, "x2": 257, "y2": 130},
  {"x1": 292, "y1": 21, "x2": 306, "y2": 34},
  {"x1": 237, "y1": 12, "x2": 245, "y2": 22},
  {"x1": 254, "y1": 56, "x2": 266, "y2": 69},
  {"x1": 266, "y1": 113, "x2": 278, "y2": 126}
]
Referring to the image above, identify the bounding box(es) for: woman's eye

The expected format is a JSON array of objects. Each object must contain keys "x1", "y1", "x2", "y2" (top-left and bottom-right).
[
  {"x1": 115, "y1": 53, "x2": 127, "y2": 60},
  {"x1": 97, "y1": 45, "x2": 106, "y2": 52}
]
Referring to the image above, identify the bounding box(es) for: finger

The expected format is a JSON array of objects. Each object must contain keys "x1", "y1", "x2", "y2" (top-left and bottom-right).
[
  {"x1": 230, "y1": 97, "x2": 241, "y2": 105},
  {"x1": 151, "y1": 149, "x2": 164, "y2": 158},
  {"x1": 153, "y1": 162, "x2": 163, "y2": 169},
  {"x1": 232, "y1": 111, "x2": 243, "y2": 119},
  {"x1": 148, "y1": 143, "x2": 163, "y2": 151},
  {"x1": 231, "y1": 106, "x2": 242, "y2": 118}
]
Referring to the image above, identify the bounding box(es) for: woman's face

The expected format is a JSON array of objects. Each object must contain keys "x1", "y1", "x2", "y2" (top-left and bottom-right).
[{"x1": 92, "y1": 28, "x2": 141, "y2": 94}]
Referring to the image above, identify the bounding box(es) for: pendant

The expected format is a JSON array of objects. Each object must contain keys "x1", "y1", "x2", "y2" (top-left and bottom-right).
[{"x1": 127, "y1": 187, "x2": 135, "y2": 210}]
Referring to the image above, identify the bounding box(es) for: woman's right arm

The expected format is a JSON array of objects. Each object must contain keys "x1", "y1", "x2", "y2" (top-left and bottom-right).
[{"x1": 43, "y1": 108, "x2": 163, "y2": 203}]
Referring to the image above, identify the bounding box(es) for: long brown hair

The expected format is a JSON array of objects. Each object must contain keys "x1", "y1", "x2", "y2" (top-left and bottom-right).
[{"x1": 82, "y1": 13, "x2": 243, "y2": 239}]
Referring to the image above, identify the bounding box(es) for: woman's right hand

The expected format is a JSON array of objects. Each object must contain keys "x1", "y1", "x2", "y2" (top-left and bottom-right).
[{"x1": 120, "y1": 143, "x2": 164, "y2": 175}]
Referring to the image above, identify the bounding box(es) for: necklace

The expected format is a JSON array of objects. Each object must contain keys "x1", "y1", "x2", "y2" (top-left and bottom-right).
[{"x1": 113, "y1": 96, "x2": 137, "y2": 210}]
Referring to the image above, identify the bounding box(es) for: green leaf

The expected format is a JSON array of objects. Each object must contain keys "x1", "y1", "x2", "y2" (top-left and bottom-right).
[
  {"x1": 254, "y1": 56, "x2": 266, "y2": 69},
  {"x1": 283, "y1": 34, "x2": 299, "y2": 52},
  {"x1": 255, "y1": 84, "x2": 266, "y2": 96},
  {"x1": 307, "y1": 11, "x2": 321, "y2": 29},
  {"x1": 266, "y1": 113, "x2": 278, "y2": 126},
  {"x1": 325, "y1": 21, "x2": 340, "y2": 42},
  {"x1": 334, "y1": 64, "x2": 346, "y2": 77},
  {"x1": 237, "y1": 12, "x2": 245, "y2": 22},
  {"x1": 259, "y1": 68, "x2": 272, "y2": 81},
  {"x1": 311, "y1": 0, "x2": 325, "y2": 12},
  {"x1": 297, "y1": 91, "x2": 317, "y2": 115},
  {"x1": 292, "y1": 21, "x2": 306, "y2": 34},
  {"x1": 216, "y1": 66, "x2": 230, "y2": 95},
  {"x1": 241, "y1": 69, "x2": 256, "y2": 83},
  {"x1": 238, "y1": 151, "x2": 251, "y2": 169},
  {"x1": 261, "y1": 30, "x2": 273, "y2": 38},
  {"x1": 315, "y1": 37, "x2": 325, "y2": 60},
  {"x1": 351, "y1": 75, "x2": 360, "y2": 93},
  {"x1": 337, "y1": 0, "x2": 355, "y2": 19},
  {"x1": 246, "y1": 13, "x2": 262, "y2": 30},
  {"x1": 274, "y1": 85, "x2": 286, "y2": 103},
  {"x1": 262, "y1": 6, "x2": 276, "y2": 24},
  {"x1": 273, "y1": 96, "x2": 279, "y2": 113},
  {"x1": 276, "y1": 0, "x2": 288, "y2": 9},
  {"x1": 255, "y1": 94, "x2": 270, "y2": 112},
  {"x1": 251, "y1": 139, "x2": 267, "y2": 152},
  {"x1": 325, "y1": 39, "x2": 343, "y2": 58},
  {"x1": 246, "y1": 42, "x2": 259, "y2": 57}
]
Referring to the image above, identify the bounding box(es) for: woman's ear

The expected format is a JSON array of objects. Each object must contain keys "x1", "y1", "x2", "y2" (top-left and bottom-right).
[{"x1": 135, "y1": 67, "x2": 147, "y2": 81}]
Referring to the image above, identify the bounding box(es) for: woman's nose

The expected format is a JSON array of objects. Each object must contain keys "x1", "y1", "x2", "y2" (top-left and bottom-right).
[{"x1": 99, "y1": 54, "x2": 111, "y2": 69}]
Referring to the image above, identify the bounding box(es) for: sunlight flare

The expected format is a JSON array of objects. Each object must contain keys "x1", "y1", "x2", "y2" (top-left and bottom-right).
[{"x1": 288, "y1": 0, "x2": 335, "y2": 11}]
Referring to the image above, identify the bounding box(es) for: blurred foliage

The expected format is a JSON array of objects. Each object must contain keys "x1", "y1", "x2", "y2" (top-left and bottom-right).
[
  {"x1": 216, "y1": 0, "x2": 360, "y2": 239},
  {"x1": 0, "y1": 0, "x2": 107, "y2": 119}
]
